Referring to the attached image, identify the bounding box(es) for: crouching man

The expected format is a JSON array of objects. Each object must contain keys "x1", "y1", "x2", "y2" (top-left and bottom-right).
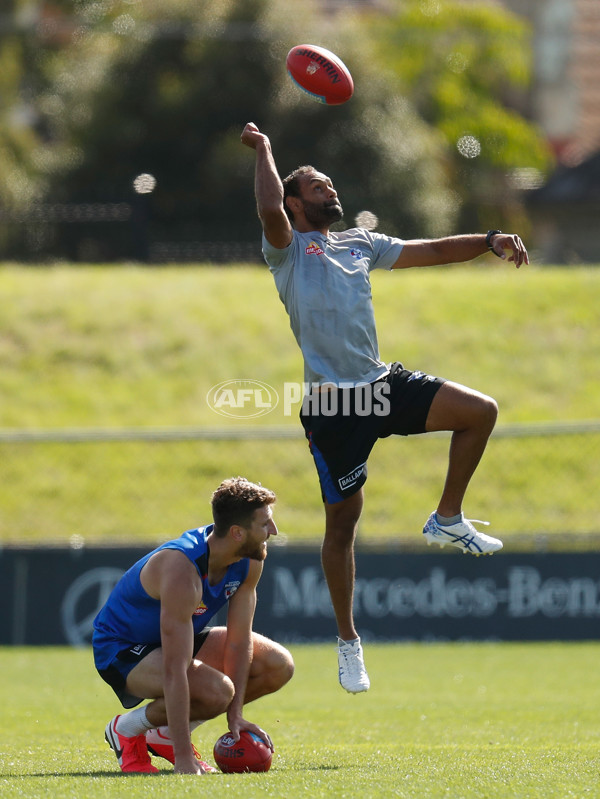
[{"x1": 92, "y1": 477, "x2": 294, "y2": 774}]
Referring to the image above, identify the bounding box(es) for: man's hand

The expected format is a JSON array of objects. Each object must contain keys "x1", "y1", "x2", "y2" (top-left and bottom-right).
[
  {"x1": 241, "y1": 122, "x2": 269, "y2": 150},
  {"x1": 174, "y1": 752, "x2": 209, "y2": 775},
  {"x1": 227, "y1": 715, "x2": 274, "y2": 752},
  {"x1": 489, "y1": 232, "x2": 529, "y2": 268}
]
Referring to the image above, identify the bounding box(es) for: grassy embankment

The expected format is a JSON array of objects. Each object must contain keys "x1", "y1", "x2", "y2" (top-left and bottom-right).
[{"x1": 0, "y1": 263, "x2": 598, "y2": 545}]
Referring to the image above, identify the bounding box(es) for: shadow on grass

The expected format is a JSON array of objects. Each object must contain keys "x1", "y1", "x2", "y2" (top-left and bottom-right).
[
  {"x1": 4, "y1": 763, "x2": 342, "y2": 778},
  {"x1": 3, "y1": 771, "x2": 133, "y2": 779},
  {"x1": 292, "y1": 764, "x2": 341, "y2": 772}
]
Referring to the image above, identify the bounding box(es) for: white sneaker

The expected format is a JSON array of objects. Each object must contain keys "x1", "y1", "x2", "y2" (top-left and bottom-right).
[
  {"x1": 338, "y1": 637, "x2": 370, "y2": 693},
  {"x1": 423, "y1": 511, "x2": 503, "y2": 556}
]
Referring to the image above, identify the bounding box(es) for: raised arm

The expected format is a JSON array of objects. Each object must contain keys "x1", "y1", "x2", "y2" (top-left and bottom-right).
[
  {"x1": 241, "y1": 122, "x2": 293, "y2": 250},
  {"x1": 393, "y1": 232, "x2": 529, "y2": 269}
]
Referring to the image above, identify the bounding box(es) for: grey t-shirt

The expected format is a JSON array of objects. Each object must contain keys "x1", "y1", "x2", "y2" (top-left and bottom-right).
[{"x1": 263, "y1": 228, "x2": 404, "y2": 386}]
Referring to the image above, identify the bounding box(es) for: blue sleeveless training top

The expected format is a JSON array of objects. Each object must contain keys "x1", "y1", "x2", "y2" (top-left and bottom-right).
[{"x1": 92, "y1": 525, "x2": 250, "y2": 669}]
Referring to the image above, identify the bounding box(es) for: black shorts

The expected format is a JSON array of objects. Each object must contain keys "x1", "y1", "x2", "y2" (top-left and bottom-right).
[
  {"x1": 300, "y1": 363, "x2": 445, "y2": 504},
  {"x1": 96, "y1": 630, "x2": 211, "y2": 709}
]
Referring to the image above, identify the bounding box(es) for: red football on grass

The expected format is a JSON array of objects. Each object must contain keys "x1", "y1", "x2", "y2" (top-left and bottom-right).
[
  {"x1": 213, "y1": 730, "x2": 273, "y2": 773},
  {"x1": 286, "y1": 44, "x2": 354, "y2": 105}
]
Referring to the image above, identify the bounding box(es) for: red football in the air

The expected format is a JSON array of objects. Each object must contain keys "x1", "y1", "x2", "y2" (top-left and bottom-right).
[
  {"x1": 286, "y1": 44, "x2": 354, "y2": 105},
  {"x1": 213, "y1": 730, "x2": 273, "y2": 773}
]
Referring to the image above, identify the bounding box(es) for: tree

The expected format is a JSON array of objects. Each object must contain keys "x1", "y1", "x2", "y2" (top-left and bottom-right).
[
  {"x1": 15, "y1": 0, "x2": 552, "y2": 260},
  {"x1": 362, "y1": 0, "x2": 553, "y2": 232},
  {"x1": 0, "y1": 1, "x2": 45, "y2": 212}
]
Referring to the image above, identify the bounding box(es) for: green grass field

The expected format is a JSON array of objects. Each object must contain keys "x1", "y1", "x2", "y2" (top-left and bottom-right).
[
  {"x1": 1, "y1": 262, "x2": 599, "y2": 545},
  {"x1": 1, "y1": 643, "x2": 599, "y2": 798}
]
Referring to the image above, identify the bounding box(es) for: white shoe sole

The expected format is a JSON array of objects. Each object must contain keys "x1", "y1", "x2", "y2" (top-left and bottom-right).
[{"x1": 423, "y1": 530, "x2": 503, "y2": 556}]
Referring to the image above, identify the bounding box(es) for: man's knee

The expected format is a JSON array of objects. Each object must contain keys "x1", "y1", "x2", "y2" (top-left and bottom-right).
[
  {"x1": 477, "y1": 393, "x2": 498, "y2": 431},
  {"x1": 427, "y1": 382, "x2": 498, "y2": 433},
  {"x1": 253, "y1": 637, "x2": 295, "y2": 693},
  {"x1": 190, "y1": 672, "x2": 234, "y2": 719},
  {"x1": 458, "y1": 390, "x2": 498, "y2": 436},
  {"x1": 268, "y1": 644, "x2": 295, "y2": 689},
  {"x1": 324, "y1": 491, "x2": 363, "y2": 543}
]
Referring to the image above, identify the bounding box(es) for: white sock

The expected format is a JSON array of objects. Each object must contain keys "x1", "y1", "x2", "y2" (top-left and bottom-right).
[
  {"x1": 151, "y1": 720, "x2": 205, "y2": 740},
  {"x1": 339, "y1": 636, "x2": 360, "y2": 647},
  {"x1": 115, "y1": 705, "x2": 154, "y2": 737}
]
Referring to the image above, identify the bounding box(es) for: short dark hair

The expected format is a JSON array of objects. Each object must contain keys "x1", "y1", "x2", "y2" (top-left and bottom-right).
[
  {"x1": 211, "y1": 477, "x2": 276, "y2": 536},
  {"x1": 282, "y1": 165, "x2": 318, "y2": 222}
]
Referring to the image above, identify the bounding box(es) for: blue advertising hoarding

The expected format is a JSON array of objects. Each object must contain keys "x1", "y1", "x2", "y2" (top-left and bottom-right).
[{"x1": 1, "y1": 546, "x2": 599, "y2": 645}]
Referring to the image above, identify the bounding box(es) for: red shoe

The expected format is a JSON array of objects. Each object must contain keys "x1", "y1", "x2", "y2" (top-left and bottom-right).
[
  {"x1": 146, "y1": 727, "x2": 217, "y2": 773},
  {"x1": 105, "y1": 715, "x2": 159, "y2": 774}
]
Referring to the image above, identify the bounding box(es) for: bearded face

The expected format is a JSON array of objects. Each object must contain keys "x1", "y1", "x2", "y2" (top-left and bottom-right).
[
  {"x1": 234, "y1": 505, "x2": 277, "y2": 561},
  {"x1": 286, "y1": 170, "x2": 343, "y2": 229},
  {"x1": 238, "y1": 541, "x2": 267, "y2": 561},
  {"x1": 301, "y1": 197, "x2": 344, "y2": 227},
  {"x1": 235, "y1": 535, "x2": 268, "y2": 562}
]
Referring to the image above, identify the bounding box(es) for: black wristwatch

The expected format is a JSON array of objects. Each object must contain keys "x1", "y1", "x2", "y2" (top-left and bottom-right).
[{"x1": 486, "y1": 229, "x2": 502, "y2": 256}]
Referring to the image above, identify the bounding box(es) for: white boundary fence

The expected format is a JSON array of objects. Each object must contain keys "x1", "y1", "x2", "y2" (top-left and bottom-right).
[{"x1": 1, "y1": 419, "x2": 599, "y2": 443}]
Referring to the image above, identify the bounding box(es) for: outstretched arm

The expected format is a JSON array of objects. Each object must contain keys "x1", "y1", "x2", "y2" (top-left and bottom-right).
[
  {"x1": 393, "y1": 232, "x2": 529, "y2": 269},
  {"x1": 241, "y1": 122, "x2": 293, "y2": 250}
]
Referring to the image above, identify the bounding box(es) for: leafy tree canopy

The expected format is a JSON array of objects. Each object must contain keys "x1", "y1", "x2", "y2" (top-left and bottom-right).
[{"x1": 2, "y1": 0, "x2": 553, "y2": 259}]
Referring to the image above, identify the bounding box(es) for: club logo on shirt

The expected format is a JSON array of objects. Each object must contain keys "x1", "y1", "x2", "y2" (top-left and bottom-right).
[
  {"x1": 193, "y1": 600, "x2": 208, "y2": 615},
  {"x1": 305, "y1": 242, "x2": 325, "y2": 256},
  {"x1": 225, "y1": 581, "x2": 241, "y2": 599},
  {"x1": 350, "y1": 248, "x2": 363, "y2": 259}
]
